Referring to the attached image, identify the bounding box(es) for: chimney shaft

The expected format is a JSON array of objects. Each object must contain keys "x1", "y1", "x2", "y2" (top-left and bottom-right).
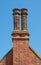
[
  {"x1": 12, "y1": 8, "x2": 29, "y2": 65},
  {"x1": 13, "y1": 8, "x2": 20, "y2": 31},
  {"x1": 21, "y1": 8, "x2": 28, "y2": 31}
]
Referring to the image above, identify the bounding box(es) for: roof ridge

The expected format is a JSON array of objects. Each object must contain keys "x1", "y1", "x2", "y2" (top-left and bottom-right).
[
  {"x1": 0, "y1": 46, "x2": 41, "y2": 62},
  {"x1": 29, "y1": 46, "x2": 41, "y2": 60},
  {"x1": 0, "y1": 48, "x2": 12, "y2": 62}
]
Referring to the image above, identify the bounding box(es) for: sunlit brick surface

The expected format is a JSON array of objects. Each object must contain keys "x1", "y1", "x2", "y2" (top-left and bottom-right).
[{"x1": 13, "y1": 39, "x2": 29, "y2": 65}]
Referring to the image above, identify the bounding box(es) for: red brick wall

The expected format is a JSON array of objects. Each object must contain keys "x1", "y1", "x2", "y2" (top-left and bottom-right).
[{"x1": 13, "y1": 39, "x2": 29, "y2": 65}]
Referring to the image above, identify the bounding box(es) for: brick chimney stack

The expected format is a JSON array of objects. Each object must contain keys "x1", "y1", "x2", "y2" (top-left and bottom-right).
[
  {"x1": 21, "y1": 8, "x2": 28, "y2": 32},
  {"x1": 12, "y1": 8, "x2": 29, "y2": 65},
  {"x1": 13, "y1": 8, "x2": 20, "y2": 32}
]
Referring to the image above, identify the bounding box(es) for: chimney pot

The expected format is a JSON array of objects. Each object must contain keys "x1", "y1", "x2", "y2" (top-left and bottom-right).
[
  {"x1": 13, "y1": 8, "x2": 20, "y2": 32},
  {"x1": 21, "y1": 8, "x2": 28, "y2": 31},
  {"x1": 21, "y1": 8, "x2": 28, "y2": 15}
]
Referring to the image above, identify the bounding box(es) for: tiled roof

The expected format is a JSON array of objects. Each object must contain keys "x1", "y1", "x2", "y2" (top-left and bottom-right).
[{"x1": 29, "y1": 46, "x2": 41, "y2": 60}]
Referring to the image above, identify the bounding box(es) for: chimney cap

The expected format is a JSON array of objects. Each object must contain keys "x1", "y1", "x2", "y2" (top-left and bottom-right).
[
  {"x1": 21, "y1": 8, "x2": 28, "y2": 15},
  {"x1": 21, "y1": 8, "x2": 28, "y2": 11},
  {"x1": 13, "y1": 8, "x2": 20, "y2": 11},
  {"x1": 12, "y1": 8, "x2": 20, "y2": 15}
]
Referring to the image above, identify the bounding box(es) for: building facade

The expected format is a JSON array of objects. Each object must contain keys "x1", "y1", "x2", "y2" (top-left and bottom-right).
[{"x1": 0, "y1": 8, "x2": 41, "y2": 65}]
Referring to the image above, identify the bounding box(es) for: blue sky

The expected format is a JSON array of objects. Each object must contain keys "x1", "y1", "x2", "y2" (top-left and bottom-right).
[{"x1": 0, "y1": 0, "x2": 41, "y2": 59}]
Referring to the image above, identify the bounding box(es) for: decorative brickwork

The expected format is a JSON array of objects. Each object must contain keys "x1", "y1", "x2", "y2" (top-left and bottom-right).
[
  {"x1": 0, "y1": 8, "x2": 41, "y2": 65},
  {"x1": 13, "y1": 8, "x2": 20, "y2": 31},
  {"x1": 21, "y1": 8, "x2": 28, "y2": 31}
]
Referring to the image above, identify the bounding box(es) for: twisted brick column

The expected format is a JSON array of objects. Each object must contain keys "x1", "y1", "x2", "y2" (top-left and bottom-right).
[
  {"x1": 13, "y1": 8, "x2": 20, "y2": 32},
  {"x1": 21, "y1": 8, "x2": 28, "y2": 31}
]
